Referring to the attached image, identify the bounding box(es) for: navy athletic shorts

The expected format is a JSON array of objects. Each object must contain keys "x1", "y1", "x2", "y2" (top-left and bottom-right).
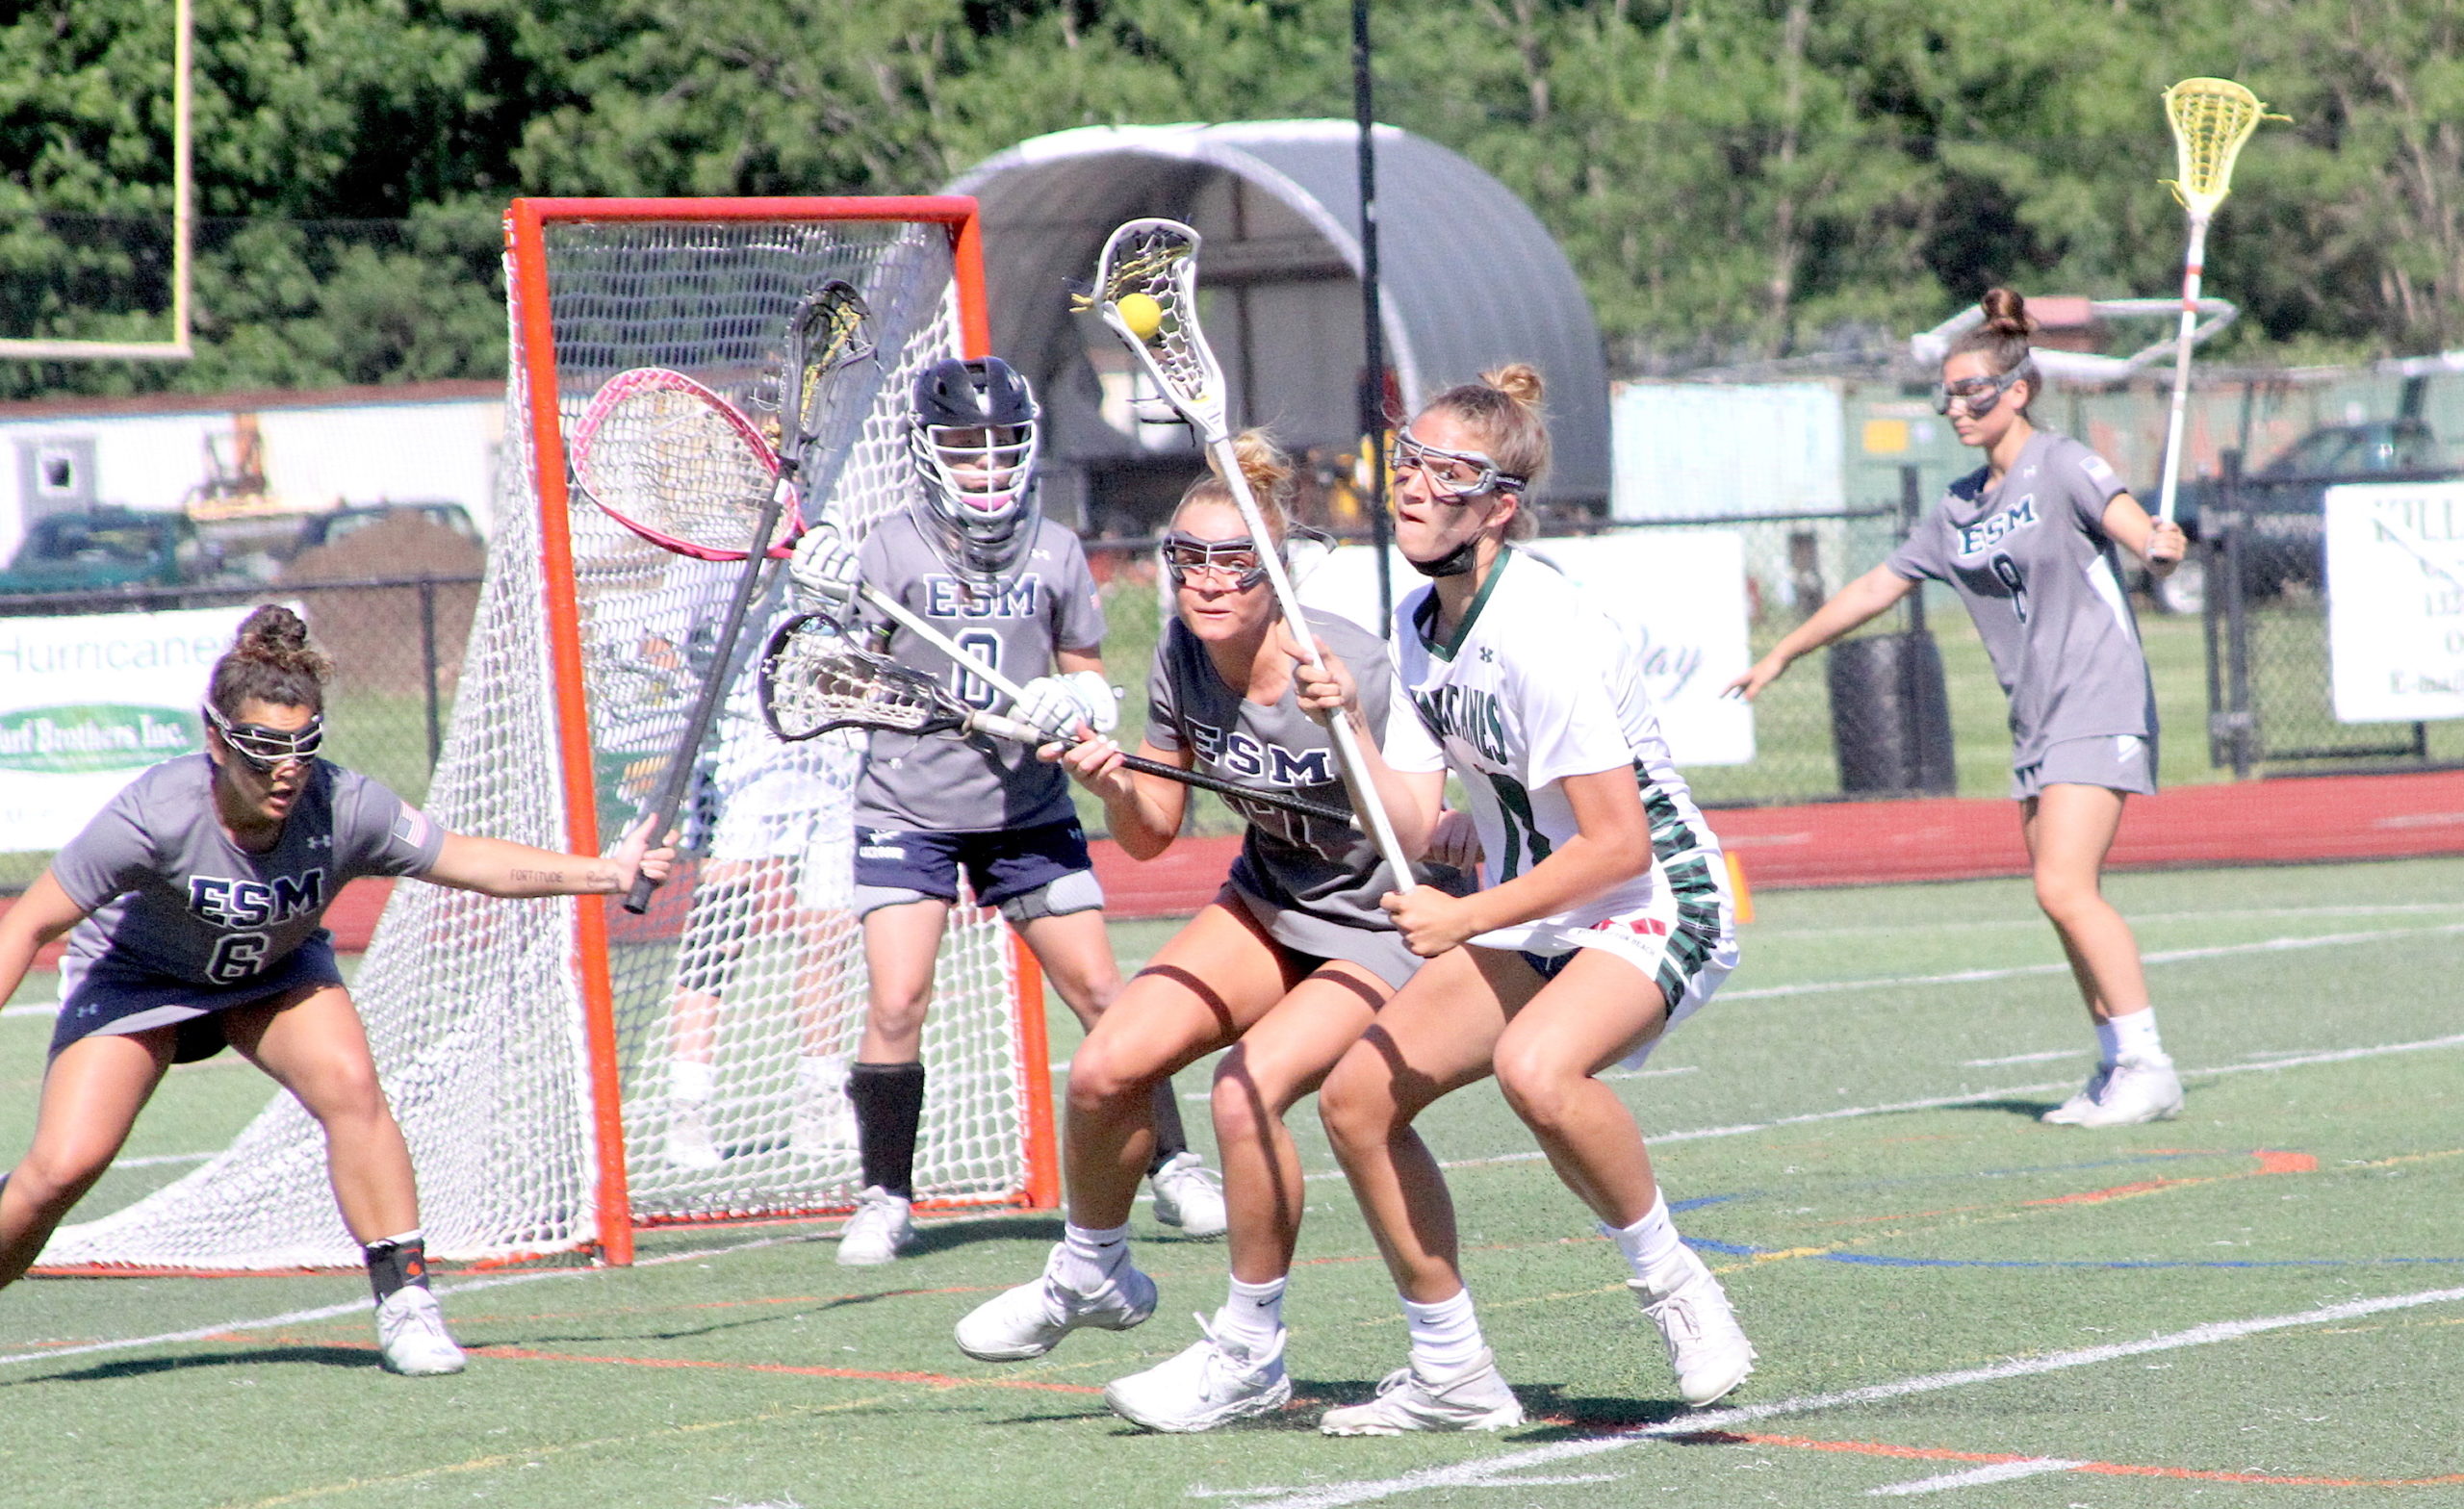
[
  {"x1": 51, "y1": 934, "x2": 346, "y2": 1062},
  {"x1": 853, "y1": 818, "x2": 1092, "y2": 910}
]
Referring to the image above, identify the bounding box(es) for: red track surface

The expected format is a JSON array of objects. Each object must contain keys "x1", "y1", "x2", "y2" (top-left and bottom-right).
[{"x1": 10, "y1": 770, "x2": 2461, "y2": 957}]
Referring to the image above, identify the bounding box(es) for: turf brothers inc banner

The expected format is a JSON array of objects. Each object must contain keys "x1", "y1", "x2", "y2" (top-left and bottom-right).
[
  {"x1": 0, "y1": 604, "x2": 259, "y2": 851},
  {"x1": 2324, "y1": 482, "x2": 2464, "y2": 725}
]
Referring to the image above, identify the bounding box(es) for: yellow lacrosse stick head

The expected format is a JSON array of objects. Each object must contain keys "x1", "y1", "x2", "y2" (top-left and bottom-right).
[{"x1": 2162, "y1": 77, "x2": 2286, "y2": 219}]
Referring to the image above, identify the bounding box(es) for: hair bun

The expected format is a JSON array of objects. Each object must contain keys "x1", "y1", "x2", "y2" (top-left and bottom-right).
[
  {"x1": 1224, "y1": 428, "x2": 1294, "y2": 503},
  {"x1": 1479, "y1": 362, "x2": 1546, "y2": 409},
  {"x1": 1979, "y1": 287, "x2": 2036, "y2": 340}
]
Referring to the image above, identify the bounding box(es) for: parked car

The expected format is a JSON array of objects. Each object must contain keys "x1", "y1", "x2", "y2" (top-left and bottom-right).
[
  {"x1": 0, "y1": 508, "x2": 196, "y2": 599},
  {"x1": 2143, "y1": 418, "x2": 2463, "y2": 613},
  {"x1": 294, "y1": 500, "x2": 482, "y2": 553}
]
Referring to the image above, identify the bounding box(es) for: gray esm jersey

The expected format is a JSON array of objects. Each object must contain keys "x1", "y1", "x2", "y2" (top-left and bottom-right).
[
  {"x1": 851, "y1": 505, "x2": 1107, "y2": 833},
  {"x1": 51, "y1": 755, "x2": 446, "y2": 986},
  {"x1": 1145, "y1": 607, "x2": 1447, "y2": 935}
]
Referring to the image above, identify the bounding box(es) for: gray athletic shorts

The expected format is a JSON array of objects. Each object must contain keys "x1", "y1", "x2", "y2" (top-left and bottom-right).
[
  {"x1": 2012, "y1": 733, "x2": 2157, "y2": 801},
  {"x1": 1223, "y1": 882, "x2": 1424, "y2": 991}
]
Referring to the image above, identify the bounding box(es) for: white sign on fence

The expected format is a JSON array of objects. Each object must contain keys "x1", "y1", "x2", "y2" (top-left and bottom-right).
[
  {"x1": 1294, "y1": 532, "x2": 1756, "y2": 765},
  {"x1": 2326, "y1": 481, "x2": 2464, "y2": 724},
  {"x1": 0, "y1": 604, "x2": 258, "y2": 851}
]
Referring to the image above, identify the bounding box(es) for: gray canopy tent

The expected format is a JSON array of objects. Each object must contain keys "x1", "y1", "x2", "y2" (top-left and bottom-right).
[{"x1": 945, "y1": 120, "x2": 1607, "y2": 533}]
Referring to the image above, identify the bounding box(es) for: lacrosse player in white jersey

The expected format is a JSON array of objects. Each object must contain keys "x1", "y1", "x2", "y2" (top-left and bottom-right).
[
  {"x1": 1300, "y1": 365, "x2": 1753, "y2": 1434},
  {"x1": 0, "y1": 607, "x2": 673, "y2": 1376},
  {"x1": 788, "y1": 356, "x2": 1223, "y2": 1266},
  {"x1": 1729, "y1": 289, "x2": 2191, "y2": 1129},
  {"x1": 953, "y1": 432, "x2": 1462, "y2": 1431}
]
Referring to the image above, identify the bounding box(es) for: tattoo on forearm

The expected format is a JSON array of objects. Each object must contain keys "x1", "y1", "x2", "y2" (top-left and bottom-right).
[{"x1": 510, "y1": 867, "x2": 568, "y2": 888}]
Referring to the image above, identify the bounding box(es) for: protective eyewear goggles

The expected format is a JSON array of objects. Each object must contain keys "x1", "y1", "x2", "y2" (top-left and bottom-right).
[
  {"x1": 1932, "y1": 367, "x2": 2025, "y2": 418},
  {"x1": 1388, "y1": 432, "x2": 1527, "y2": 503},
  {"x1": 203, "y1": 704, "x2": 324, "y2": 772},
  {"x1": 1160, "y1": 531, "x2": 1269, "y2": 591}
]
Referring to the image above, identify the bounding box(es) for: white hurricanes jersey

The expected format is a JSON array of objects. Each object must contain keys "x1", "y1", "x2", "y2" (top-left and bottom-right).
[{"x1": 1392, "y1": 548, "x2": 1724, "y2": 951}]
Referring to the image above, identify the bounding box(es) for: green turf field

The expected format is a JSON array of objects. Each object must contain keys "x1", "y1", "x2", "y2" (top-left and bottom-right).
[{"x1": 4, "y1": 857, "x2": 2460, "y2": 1508}]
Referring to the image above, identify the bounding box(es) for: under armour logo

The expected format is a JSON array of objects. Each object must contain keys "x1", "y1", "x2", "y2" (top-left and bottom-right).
[
  {"x1": 1032, "y1": 549, "x2": 1051, "y2": 560},
  {"x1": 1478, "y1": 646, "x2": 1497, "y2": 663},
  {"x1": 307, "y1": 835, "x2": 333, "y2": 849}
]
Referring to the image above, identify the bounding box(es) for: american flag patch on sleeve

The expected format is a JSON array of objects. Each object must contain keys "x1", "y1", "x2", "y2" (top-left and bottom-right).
[
  {"x1": 2081, "y1": 453, "x2": 2116, "y2": 483},
  {"x1": 395, "y1": 804, "x2": 437, "y2": 851}
]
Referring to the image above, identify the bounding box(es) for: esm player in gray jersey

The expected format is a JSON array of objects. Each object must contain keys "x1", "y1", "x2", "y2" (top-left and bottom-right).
[
  {"x1": 1730, "y1": 288, "x2": 2192, "y2": 1128},
  {"x1": 953, "y1": 433, "x2": 1453, "y2": 1432},
  {"x1": 787, "y1": 357, "x2": 1223, "y2": 1265},
  {"x1": 0, "y1": 607, "x2": 673, "y2": 1375}
]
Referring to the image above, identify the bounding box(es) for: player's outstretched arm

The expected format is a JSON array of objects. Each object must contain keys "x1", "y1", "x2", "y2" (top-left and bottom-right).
[
  {"x1": 420, "y1": 819, "x2": 676, "y2": 899},
  {"x1": 0, "y1": 871, "x2": 90, "y2": 1009},
  {"x1": 1724, "y1": 564, "x2": 1917, "y2": 702}
]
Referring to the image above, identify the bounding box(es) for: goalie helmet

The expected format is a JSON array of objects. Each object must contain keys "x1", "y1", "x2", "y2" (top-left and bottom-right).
[{"x1": 909, "y1": 355, "x2": 1041, "y2": 579}]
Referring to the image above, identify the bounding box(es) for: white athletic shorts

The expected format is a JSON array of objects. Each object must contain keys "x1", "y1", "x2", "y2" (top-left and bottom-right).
[
  {"x1": 1486, "y1": 849, "x2": 1739, "y2": 1070},
  {"x1": 707, "y1": 723, "x2": 855, "y2": 865}
]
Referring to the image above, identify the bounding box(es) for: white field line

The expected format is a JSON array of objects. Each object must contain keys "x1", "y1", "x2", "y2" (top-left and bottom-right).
[
  {"x1": 1196, "y1": 1287, "x2": 2464, "y2": 1509},
  {"x1": 1293, "y1": 1029, "x2": 2464, "y2": 1181},
  {"x1": 1750, "y1": 900, "x2": 2464, "y2": 942},
  {"x1": 1723, "y1": 920, "x2": 2464, "y2": 1002},
  {"x1": 1961, "y1": 1049, "x2": 2083, "y2": 1066},
  {"x1": 0, "y1": 1226, "x2": 827, "y2": 1372},
  {"x1": 1867, "y1": 1458, "x2": 2089, "y2": 1496}
]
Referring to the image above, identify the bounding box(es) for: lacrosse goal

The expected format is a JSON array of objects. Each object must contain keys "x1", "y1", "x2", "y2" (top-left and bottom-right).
[{"x1": 40, "y1": 197, "x2": 1060, "y2": 1273}]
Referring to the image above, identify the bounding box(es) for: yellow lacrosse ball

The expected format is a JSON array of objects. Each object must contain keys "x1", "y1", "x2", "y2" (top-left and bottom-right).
[{"x1": 1115, "y1": 292, "x2": 1165, "y2": 342}]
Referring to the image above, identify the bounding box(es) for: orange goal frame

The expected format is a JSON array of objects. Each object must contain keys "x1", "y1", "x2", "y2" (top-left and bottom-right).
[{"x1": 500, "y1": 196, "x2": 1056, "y2": 1266}]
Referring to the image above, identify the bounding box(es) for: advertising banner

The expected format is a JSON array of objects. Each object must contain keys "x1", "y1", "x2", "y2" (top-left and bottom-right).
[
  {"x1": 0, "y1": 604, "x2": 259, "y2": 851},
  {"x1": 2324, "y1": 482, "x2": 2464, "y2": 724},
  {"x1": 1295, "y1": 531, "x2": 1756, "y2": 765}
]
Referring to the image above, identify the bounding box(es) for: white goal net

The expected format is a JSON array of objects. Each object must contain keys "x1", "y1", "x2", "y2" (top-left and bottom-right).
[{"x1": 41, "y1": 199, "x2": 1054, "y2": 1272}]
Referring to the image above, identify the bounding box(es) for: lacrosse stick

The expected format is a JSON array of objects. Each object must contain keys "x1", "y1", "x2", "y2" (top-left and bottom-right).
[
  {"x1": 2155, "y1": 78, "x2": 2283, "y2": 525},
  {"x1": 570, "y1": 280, "x2": 873, "y2": 911},
  {"x1": 1088, "y1": 218, "x2": 1416, "y2": 885},
  {"x1": 758, "y1": 617, "x2": 1356, "y2": 829}
]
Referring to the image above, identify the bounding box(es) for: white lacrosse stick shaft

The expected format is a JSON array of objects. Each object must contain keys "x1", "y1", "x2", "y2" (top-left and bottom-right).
[
  {"x1": 2155, "y1": 212, "x2": 2209, "y2": 526},
  {"x1": 856, "y1": 581, "x2": 1035, "y2": 703},
  {"x1": 1094, "y1": 219, "x2": 1415, "y2": 885}
]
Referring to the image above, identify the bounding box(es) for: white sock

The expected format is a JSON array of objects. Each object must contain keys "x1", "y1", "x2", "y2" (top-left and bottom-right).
[
  {"x1": 1400, "y1": 1288, "x2": 1484, "y2": 1372},
  {"x1": 668, "y1": 1059, "x2": 715, "y2": 1104},
  {"x1": 1214, "y1": 1274, "x2": 1286, "y2": 1352},
  {"x1": 1055, "y1": 1221, "x2": 1130, "y2": 1292},
  {"x1": 797, "y1": 1054, "x2": 847, "y2": 1095},
  {"x1": 2101, "y1": 1009, "x2": 2166, "y2": 1065},
  {"x1": 1605, "y1": 1192, "x2": 1686, "y2": 1283}
]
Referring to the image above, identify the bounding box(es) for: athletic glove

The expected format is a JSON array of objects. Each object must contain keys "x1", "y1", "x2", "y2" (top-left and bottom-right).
[
  {"x1": 1012, "y1": 670, "x2": 1117, "y2": 738},
  {"x1": 787, "y1": 524, "x2": 861, "y2": 623}
]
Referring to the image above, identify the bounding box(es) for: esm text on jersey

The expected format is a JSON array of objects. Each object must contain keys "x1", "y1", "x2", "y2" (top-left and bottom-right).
[
  {"x1": 923, "y1": 575, "x2": 1040, "y2": 618},
  {"x1": 190, "y1": 870, "x2": 325, "y2": 929},
  {"x1": 1183, "y1": 721, "x2": 1335, "y2": 786},
  {"x1": 1956, "y1": 495, "x2": 2038, "y2": 557}
]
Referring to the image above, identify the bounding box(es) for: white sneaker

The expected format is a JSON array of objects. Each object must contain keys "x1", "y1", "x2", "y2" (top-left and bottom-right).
[
  {"x1": 663, "y1": 1100, "x2": 722, "y2": 1169},
  {"x1": 2066, "y1": 1056, "x2": 2184, "y2": 1128},
  {"x1": 1105, "y1": 1317, "x2": 1292, "y2": 1432},
  {"x1": 1319, "y1": 1348, "x2": 1525, "y2": 1435},
  {"x1": 790, "y1": 1073, "x2": 856, "y2": 1157},
  {"x1": 2040, "y1": 1064, "x2": 2113, "y2": 1125},
  {"x1": 835, "y1": 1186, "x2": 914, "y2": 1266},
  {"x1": 375, "y1": 1286, "x2": 467, "y2": 1376},
  {"x1": 1148, "y1": 1150, "x2": 1228, "y2": 1239},
  {"x1": 1631, "y1": 1246, "x2": 1755, "y2": 1407},
  {"x1": 954, "y1": 1244, "x2": 1158, "y2": 1361}
]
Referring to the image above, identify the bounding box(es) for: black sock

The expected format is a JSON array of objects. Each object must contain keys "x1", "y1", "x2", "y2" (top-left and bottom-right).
[
  {"x1": 364, "y1": 1233, "x2": 429, "y2": 1304},
  {"x1": 848, "y1": 1061, "x2": 926, "y2": 1199},
  {"x1": 1145, "y1": 1077, "x2": 1187, "y2": 1175}
]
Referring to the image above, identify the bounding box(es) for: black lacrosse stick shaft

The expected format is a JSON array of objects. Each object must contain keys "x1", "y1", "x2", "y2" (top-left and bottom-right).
[
  {"x1": 623, "y1": 475, "x2": 790, "y2": 914},
  {"x1": 1110, "y1": 748, "x2": 1357, "y2": 829}
]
